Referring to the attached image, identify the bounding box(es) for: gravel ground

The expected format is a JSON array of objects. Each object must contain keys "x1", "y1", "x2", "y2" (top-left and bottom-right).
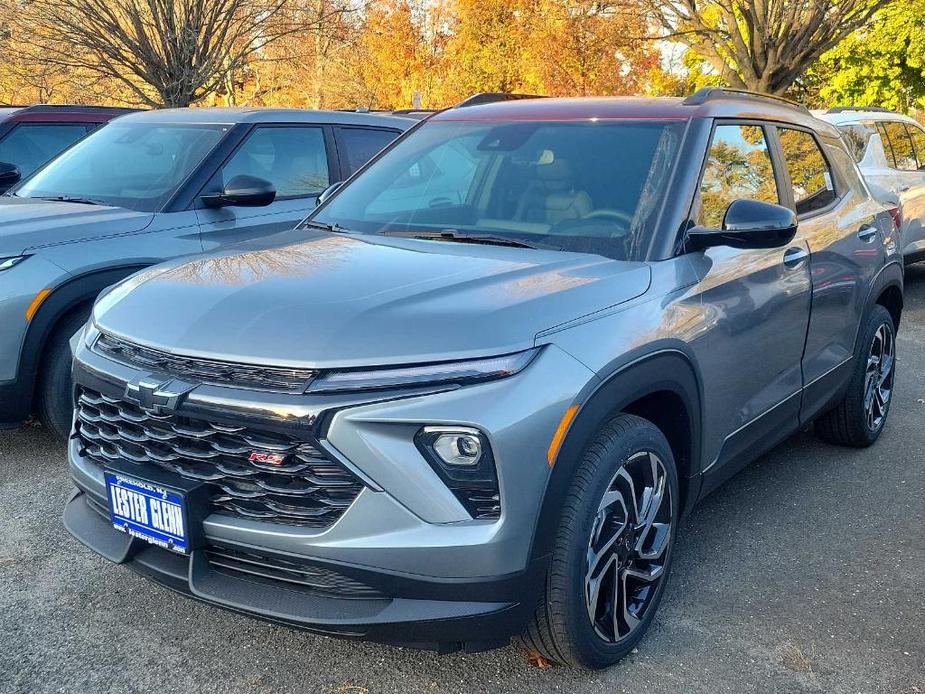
[{"x1": 1, "y1": 267, "x2": 923, "y2": 694}]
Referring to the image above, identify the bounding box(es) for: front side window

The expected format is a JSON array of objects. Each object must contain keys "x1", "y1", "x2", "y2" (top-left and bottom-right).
[
  {"x1": 778, "y1": 128, "x2": 838, "y2": 216},
  {"x1": 0, "y1": 123, "x2": 90, "y2": 178},
  {"x1": 311, "y1": 119, "x2": 685, "y2": 261},
  {"x1": 217, "y1": 126, "x2": 328, "y2": 198},
  {"x1": 15, "y1": 122, "x2": 227, "y2": 212},
  {"x1": 697, "y1": 124, "x2": 778, "y2": 228},
  {"x1": 881, "y1": 121, "x2": 918, "y2": 171}
]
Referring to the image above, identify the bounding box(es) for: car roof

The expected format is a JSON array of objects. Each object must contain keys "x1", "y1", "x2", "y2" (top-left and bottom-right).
[
  {"x1": 115, "y1": 107, "x2": 416, "y2": 129},
  {"x1": 814, "y1": 108, "x2": 920, "y2": 127},
  {"x1": 430, "y1": 92, "x2": 842, "y2": 139},
  {"x1": 1, "y1": 104, "x2": 138, "y2": 124}
]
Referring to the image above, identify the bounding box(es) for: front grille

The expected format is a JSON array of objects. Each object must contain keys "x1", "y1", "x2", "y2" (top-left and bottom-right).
[
  {"x1": 206, "y1": 544, "x2": 385, "y2": 599},
  {"x1": 93, "y1": 332, "x2": 317, "y2": 393},
  {"x1": 75, "y1": 388, "x2": 363, "y2": 528}
]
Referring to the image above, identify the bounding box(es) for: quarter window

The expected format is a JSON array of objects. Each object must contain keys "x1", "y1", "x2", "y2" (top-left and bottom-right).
[
  {"x1": 698, "y1": 124, "x2": 778, "y2": 228},
  {"x1": 778, "y1": 128, "x2": 838, "y2": 216},
  {"x1": 881, "y1": 121, "x2": 918, "y2": 171},
  {"x1": 218, "y1": 126, "x2": 329, "y2": 198}
]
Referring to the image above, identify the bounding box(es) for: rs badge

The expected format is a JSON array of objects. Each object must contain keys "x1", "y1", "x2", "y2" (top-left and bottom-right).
[{"x1": 248, "y1": 451, "x2": 287, "y2": 466}]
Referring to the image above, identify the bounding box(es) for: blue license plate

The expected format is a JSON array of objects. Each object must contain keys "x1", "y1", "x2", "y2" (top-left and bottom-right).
[{"x1": 105, "y1": 471, "x2": 189, "y2": 554}]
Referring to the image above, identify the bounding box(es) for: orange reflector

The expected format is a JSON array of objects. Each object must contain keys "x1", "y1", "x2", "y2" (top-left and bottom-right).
[
  {"x1": 547, "y1": 404, "x2": 579, "y2": 467},
  {"x1": 25, "y1": 288, "x2": 51, "y2": 321}
]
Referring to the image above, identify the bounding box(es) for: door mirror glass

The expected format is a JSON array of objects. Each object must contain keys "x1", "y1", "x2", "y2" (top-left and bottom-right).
[
  {"x1": 687, "y1": 199, "x2": 798, "y2": 250},
  {"x1": 202, "y1": 174, "x2": 276, "y2": 208},
  {"x1": 0, "y1": 161, "x2": 21, "y2": 185}
]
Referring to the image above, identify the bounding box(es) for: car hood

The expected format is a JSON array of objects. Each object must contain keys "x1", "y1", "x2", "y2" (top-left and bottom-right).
[
  {"x1": 93, "y1": 232, "x2": 651, "y2": 369},
  {"x1": 0, "y1": 196, "x2": 154, "y2": 255}
]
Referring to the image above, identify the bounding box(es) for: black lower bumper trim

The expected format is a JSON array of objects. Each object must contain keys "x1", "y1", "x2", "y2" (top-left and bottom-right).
[{"x1": 64, "y1": 489, "x2": 538, "y2": 651}]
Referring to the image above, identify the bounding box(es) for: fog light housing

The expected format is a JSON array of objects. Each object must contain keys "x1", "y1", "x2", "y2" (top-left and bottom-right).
[{"x1": 415, "y1": 426, "x2": 500, "y2": 520}]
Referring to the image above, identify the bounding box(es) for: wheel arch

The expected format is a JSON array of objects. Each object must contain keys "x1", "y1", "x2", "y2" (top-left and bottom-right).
[
  {"x1": 528, "y1": 349, "x2": 703, "y2": 564},
  {"x1": 18, "y1": 265, "x2": 151, "y2": 414}
]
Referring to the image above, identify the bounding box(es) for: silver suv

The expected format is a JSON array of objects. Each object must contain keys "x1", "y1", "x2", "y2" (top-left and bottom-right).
[{"x1": 65, "y1": 90, "x2": 903, "y2": 669}]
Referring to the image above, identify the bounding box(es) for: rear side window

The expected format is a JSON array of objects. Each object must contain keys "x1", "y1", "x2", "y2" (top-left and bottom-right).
[
  {"x1": 337, "y1": 127, "x2": 399, "y2": 175},
  {"x1": 778, "y1": 128, "x2": 838, "y2": 216},
  {"x1": 698, "y1": 124, "x2": 779, "y2": 228},
  {"x1": 0, "y1": 123, "x2": 90, "y2": 178},
  {"x1": 218, "y1": 126, "x2": 329, "y2": 198},
  {"x1": 881, "y1": 121, "x2": 917, "y2": 171},
  {"x1": 907, "y1": 124, "x2": 925, "y2": 170}
]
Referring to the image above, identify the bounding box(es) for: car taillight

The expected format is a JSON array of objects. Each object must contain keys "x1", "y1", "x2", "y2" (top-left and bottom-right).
[{"x1": 888, "y1": 207, "x2": 903, "y2": 231}]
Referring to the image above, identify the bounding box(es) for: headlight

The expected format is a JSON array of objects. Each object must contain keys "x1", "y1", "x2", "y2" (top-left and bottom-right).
[
  {"x1": 306, "y1": 348, "x2": 540, "y2": 394},
  {"x1": 0, "y1": 256, "x2": 27, "y2": 271}
]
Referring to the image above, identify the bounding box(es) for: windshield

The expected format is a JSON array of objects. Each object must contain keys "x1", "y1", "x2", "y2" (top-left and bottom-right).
[
  {"x1": 14, "y1": 122, "x2": 228, "y2": 212},
  {"x1": 311, "y1": 119, "x2": 685, "y2": 260}
]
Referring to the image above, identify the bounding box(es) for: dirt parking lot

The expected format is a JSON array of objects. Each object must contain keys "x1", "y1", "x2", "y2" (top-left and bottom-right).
[{"x1": 1, "y1": 268, "x2": 923, "y2": 694}]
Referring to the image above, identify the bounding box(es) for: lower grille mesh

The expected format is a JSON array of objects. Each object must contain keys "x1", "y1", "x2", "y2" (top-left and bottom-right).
[{"x1": 75, "y1": 387, "x2": 363, "y2": 528}]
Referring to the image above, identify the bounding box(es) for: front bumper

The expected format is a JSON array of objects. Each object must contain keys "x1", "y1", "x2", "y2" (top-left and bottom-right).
[
  {"x1": 66, "y1": 335, "x2": 597, "y2": 648},
  {"x1": 65, "y1": 488, "x2": 541, "y2": 651}
]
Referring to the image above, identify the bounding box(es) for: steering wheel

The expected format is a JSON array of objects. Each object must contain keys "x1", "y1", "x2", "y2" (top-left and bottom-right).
[{"x1": 583, "y1": 209, "x2": 634, "y2": 226}]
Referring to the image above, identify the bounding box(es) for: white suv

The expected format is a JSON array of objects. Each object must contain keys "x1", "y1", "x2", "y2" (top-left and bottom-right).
[{"x1": 817, "y1": 107, "x2": 925, "y2": 264}]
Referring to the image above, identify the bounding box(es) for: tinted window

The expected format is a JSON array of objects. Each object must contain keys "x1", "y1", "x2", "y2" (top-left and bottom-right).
[
  {"x1": 779, "y1": 128, "x2": 838, "y2": 216},
  {"x1": 15, "y1": 123, "x2": 226, "y2": 212},
  {"x1": 837, "y1": 122, "x2": 877, "y2": 163},
  {"x1": 219, "y1": 126, "x2": 328, "y2": 198},
  {"x1": 338, "y1": 127, "x2": 399, "y2": 174},
  {"x1": 907, "y1": 124, "x2": 925, "y2": 170},
  {"x1": 0, "y1": 123, "x2": 89, "y2": 178},
  {"x1": 698, "y1": 124, "x2": 778, "y2": 228},
  {"x1": 312, "y1": 119, "x2": 684, "y2": 261},
  {"x1": 882, "y1": 121, "x2": 917, "y2": 171}
]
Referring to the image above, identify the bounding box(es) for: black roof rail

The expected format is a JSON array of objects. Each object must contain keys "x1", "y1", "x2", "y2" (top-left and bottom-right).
[
  {"x1": 826, "y1": 105, "x2": 898, "y2": 114},
  {"x1": 454, "y1": 92, "x2": 545, "y2": 108},
  {"x1": 683, "y1": 87, "x2": 810, "y2": 114},
  {"x1": 18, "y1": 104, "x2": 139, "y2": 113}
]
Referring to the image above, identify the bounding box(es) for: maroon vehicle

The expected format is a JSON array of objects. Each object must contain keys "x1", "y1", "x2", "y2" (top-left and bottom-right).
[{"x1": 0, "y1": 104, "x2": 138, "y2": 193}]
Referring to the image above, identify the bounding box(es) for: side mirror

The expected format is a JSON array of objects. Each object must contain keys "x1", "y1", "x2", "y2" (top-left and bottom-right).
[
  {"x1": 202, "y1": 175, "x2": 275, "y2": 208},
  {"x1": 0, "y1": 162, "x2": 21, "y2": 186},
  {"x1": 316, "y1": 181, "x2": 342, "y2": 206},
  {"x1": 687, "y1": 199, "x2": 798, "y2": 251}
]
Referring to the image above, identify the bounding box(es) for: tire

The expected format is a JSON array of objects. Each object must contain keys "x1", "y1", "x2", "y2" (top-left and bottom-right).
[
  {"x1": 521, "y1": 414, "x2": 679, "y2": 669},
  {"x1": 815, "y1": 305, "x2": 896, "y2": 448},
  {"x1": 37, "y1": 308, "x2": 90, "y2": 441}
]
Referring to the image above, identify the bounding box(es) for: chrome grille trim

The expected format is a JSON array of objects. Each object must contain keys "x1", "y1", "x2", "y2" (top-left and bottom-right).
[
  {"x1": 75, "y1": 388, "x2": 363, "y2": 528},
  {"x1": 93, "y1": 332, "x2": 317, "y2": 393}
]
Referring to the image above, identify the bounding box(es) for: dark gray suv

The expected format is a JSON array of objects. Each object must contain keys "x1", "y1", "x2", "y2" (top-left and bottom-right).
[
  {"x1": 65, "y1": 90, "x2": 903, "y2": 669},
  {"x1": 0, "y1": 107, "x2": 411, "y2": 438}
]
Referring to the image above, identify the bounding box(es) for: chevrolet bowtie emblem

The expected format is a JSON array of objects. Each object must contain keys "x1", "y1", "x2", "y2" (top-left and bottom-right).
[{"x1": 124, "y1": 375, "x2": 196, "y2": 415}]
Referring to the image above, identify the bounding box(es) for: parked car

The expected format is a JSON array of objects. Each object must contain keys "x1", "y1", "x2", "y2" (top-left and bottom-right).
[
  {"x1": 65, "y1": 90, "x2": 902, "y2": 669},
  {"x1": 0, "y1": 104, "x2": 137, "y2": 193},
  {"x1": 0, "y1": 108, "x2": 413, "y2": 438},
  {"x1": 817, "y1": 106, "x2": 925, "y2": 264}
]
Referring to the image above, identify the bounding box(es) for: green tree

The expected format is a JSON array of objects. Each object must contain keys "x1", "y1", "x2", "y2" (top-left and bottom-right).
[{"x1": 812, "y1": 0, "x2": 925, "y2": 111}]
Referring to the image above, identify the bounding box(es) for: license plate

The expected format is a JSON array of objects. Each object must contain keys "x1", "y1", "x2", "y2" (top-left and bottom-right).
[{"x1": 105, "y1": 471, "x2": 190, "y2": 554}]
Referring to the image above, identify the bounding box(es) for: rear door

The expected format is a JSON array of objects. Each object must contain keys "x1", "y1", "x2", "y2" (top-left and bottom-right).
[
  {"x1": 196, "y1": 124, "x2": 336, "y2": 250},
  {"x1": 773, "y1": 126, "x2": 886, "y2": 422}
]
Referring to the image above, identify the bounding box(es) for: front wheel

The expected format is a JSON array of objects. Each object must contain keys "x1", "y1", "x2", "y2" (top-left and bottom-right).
[
  {"x1": 37, "y1": 309, "x2": 90, "y2": 440},
  {"x1": 815, "y1": 305, "x2": 896, "y2": 448},
  {"x1": 521, "y1": 414, "x2": 679, "y2": 669}
]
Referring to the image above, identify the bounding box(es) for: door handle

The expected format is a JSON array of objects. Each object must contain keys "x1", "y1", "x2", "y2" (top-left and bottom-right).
[
  {"x1": 783, "y1": 247, "x2": 809, "y2": 268},
  {"x1": 857, "y1": 224, "x2": 878, "y2": 242}
]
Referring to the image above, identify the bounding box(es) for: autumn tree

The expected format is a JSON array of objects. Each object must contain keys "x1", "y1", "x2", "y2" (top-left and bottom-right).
[
  {"x1": 812, "y1": 0, "x2": 925, "y2": 111},
  {"x1": 644, "y1": 0, "x2": 896, "y2": 95},
  {"x1": 17, "y1": 0, "x2": 298, "y2": 108}
]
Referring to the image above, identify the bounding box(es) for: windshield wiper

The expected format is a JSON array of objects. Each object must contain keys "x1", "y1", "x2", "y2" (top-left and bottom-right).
[
  {"x1": 381, "y1": 229, "x2": 545, "y2": 249},
  {"x1": 300, "y1": 220, "x2": 350, "y2": 233},
  {"x1": 36, "y1": 195, "x2": 106, "y2": 206}
]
